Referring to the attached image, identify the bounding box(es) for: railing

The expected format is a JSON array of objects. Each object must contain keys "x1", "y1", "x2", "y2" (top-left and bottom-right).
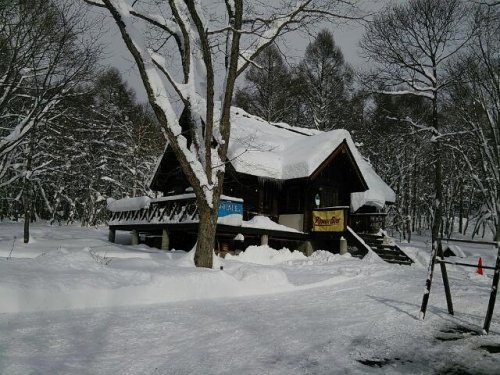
[
  {"x1": 108, "y1": 194, "x2": 244, "y2": 227},
  {"x1": 109, "y1": 194, "x2": 199, "y2": 226}
]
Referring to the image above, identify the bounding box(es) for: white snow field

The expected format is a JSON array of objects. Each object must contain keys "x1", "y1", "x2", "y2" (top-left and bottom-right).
[{"x1": 0, "y1": 222, "x2": 499, "y2": 374}]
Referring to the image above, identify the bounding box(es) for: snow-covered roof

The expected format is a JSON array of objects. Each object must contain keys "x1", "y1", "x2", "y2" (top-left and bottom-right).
[
  {"x1": 151, "y1": 107, "x2": 395, "y2": 210},
  {"x1": 227, "y1": 108, "x2": 395, "y2": 210}
]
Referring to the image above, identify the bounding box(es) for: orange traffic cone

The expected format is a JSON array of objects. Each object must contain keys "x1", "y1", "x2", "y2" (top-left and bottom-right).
[{"x1": 477, "y1": 257, "x2": 484, "y2": 275}]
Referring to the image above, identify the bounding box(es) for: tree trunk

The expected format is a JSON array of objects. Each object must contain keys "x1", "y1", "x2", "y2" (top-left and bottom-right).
[
  {"x1": 464, "y1": 187, "x2": 474, "y2": 235},
  {"x1": 23, "y1": 132, "x2": 35, "y2": 243},
  {"x1": 411, "y1": 160, "x2": 418, "y2": 232},
  {"x1": 458, "y1": 182, "x2": 463, "y2": 234},
  {"x1": 496, "y1": 209, "x2": 500, "y2": 242},
  {"x1": 23, "y1": 198, "x2": 31, "y2": 243},
  {"x1": 23, "y1": 173, "x2": 32, "y2": 243},
  {"x1": 195, "y1": 203, "x2": 218, "y2": 268},
  {"x1": 431, "y1": 91, "x2": 443, "y2": 244}
]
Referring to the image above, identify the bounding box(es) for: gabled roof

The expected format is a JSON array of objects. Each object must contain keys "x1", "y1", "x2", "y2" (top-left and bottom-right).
[
  {"x1": 227, "y1": 108, "x2": 395, "y2": 210},
  {"x1": 150, "y1": 107, "x2": 396, "y2": 210},
  {"x1": 228, "y1": 108, "x2": 356, "y2": 180}
]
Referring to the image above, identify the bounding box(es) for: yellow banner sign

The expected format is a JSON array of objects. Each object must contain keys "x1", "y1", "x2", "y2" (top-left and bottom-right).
[{"x1": 312, "y1": 210, "x2": 345, "y2": 232}]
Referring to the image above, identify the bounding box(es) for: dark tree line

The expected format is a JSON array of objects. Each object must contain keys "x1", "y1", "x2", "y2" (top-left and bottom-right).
[{"x1": 2, "y1": 0, "x2": 497, "y2": 249}]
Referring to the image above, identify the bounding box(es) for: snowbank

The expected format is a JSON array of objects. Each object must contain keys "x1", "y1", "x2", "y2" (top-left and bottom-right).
[
  {"x1": 309, "y1": 250, "x2": 353, "y2": 263},
  {"x1": 225, "y1": 245, "x2": 307, "y2": 265},
  {"x1": 2, "y1": 223, "x2": 499, "y2": 375},
  {"x1": 242, "y1": 215, "x2": 301, "y2": 233},
  {"x1": 0, "y1": 245, "x2": 296, "y2": 314}
]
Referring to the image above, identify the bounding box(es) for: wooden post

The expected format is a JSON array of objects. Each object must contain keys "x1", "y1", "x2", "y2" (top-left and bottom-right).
[
  {"x1": 339, "y1": 236, "x2": 347, "y2": 255},
  {"x1": 261, "y1": 234, "x2": 268, "y2": 246},
  {"x1": 438, "y1": 242, "x2": 454, "y2": 315},
  {"x1": 420, "y1": 239, "x2": 440, "y2": 320},
  {"x1": 131, "y1": 229, "x2": 139, "y2": 245},
  {"x1": 108, "y1": 228, "x2": 116, "y2": 243},
  {"x1": 161, "y1": 228, "x2": 170, "y2": 251},
  {"x1": 483, "y1": 241, "x2": 500, "y2": 334},
  {"x1": 299, "y1": 241, "x2": 314, "y2": 256}
]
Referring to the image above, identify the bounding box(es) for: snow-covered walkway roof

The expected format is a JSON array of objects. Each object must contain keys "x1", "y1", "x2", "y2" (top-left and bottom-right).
[{"x1": 227, "y1": 108, "x2": 395, "y2": 210}]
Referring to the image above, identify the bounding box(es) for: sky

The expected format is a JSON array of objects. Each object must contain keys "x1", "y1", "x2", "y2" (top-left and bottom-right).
[{"x1": 89, "y1": 0, "x2": 390, "y2": 103}]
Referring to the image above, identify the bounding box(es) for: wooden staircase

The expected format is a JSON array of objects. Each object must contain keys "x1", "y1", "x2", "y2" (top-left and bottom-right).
[{"x1": 359, "y1": 233, "x2": 413, "y2": 265}]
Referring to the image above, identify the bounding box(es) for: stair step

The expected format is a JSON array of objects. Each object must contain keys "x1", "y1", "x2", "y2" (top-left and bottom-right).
[
  {"x1": 370, "y1": 247, "x2": 413, "y2": 264},
  {"x1": 384, "y1": 259, "x2": 413, "y2": 265},
  {"x1": 379, "y1": 257, "x2": 411, "y2": 263},
  {"x1": 371, "y1": 245, "x2": 397, "y2": 250},
  {"x1": 362, "y1": 239, "x2": 385, "y2": 244},
  {"x1": 374, "y1": 250, "x2": 402, "y2": 256},
  {"x1": 348, "y1": 227, "x2": 413, "y2": 266},
  {"x1": 378, "y1": 256, "x2": 411, "y2": 263},
  {"x1": 359, "y1": 234, "x2": 384, "y2": 238}
]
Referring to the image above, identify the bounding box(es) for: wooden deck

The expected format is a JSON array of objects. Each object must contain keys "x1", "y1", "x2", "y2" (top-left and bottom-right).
[{"x1": 108, "y1": 196, "x2": 410, "y2": 265}]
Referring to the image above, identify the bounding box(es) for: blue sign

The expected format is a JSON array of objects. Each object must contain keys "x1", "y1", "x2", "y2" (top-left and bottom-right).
[{"x1": 218, "y1": 200, "x2": 243, "y2": 217}]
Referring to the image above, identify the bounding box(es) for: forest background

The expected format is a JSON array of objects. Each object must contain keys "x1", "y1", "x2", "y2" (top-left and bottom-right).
[{"x1": 1, "y1": 0, "x2": 498, "y2": 245}]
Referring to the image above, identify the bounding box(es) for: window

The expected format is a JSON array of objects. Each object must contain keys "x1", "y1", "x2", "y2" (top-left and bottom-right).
[{"x1": 319, "y1": 186, "x2": 339, "y2": 208}]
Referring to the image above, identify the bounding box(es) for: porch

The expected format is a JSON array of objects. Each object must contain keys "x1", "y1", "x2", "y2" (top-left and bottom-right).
[
  {"x1": 107, "y1": 194, "x2": 310, "y2": 256},
  {"x1": 107, "y1": 194, "x2": 392, "y2": 259}
]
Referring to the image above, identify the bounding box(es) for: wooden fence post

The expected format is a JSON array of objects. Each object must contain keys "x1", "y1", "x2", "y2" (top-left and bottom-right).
[
  {"x1": 483, "y1": 241, "x2": 500, "y2": 334},
  {"x1": 161, "y1": 228, "x2": 170, "y2": 251},
  {"x1": 108, "y1": 228, "x2": 116, "y2": 243},
  {"x1": 131, "y1": 229, "x2": 139, "y2": 245},
  {"x1": 261, "y1": 234, "x2": 268, "y2": 246},
  {"x1": 439, "y1": 242, "x2": 454, "y2": 315},
  {"x1": 420, "y1": 239, "x2": 440, "y2": 320}
]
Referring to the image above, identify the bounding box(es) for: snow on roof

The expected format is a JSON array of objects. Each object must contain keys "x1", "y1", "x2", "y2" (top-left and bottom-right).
[
  {"x1": 228, "y1": 108, "x2": 395, "y2": 209},
  {"x1": 151, "y1": 106, "x2": 395, "y2": 210},
  {"x1": 242, "y1": 215, "x2": 302, "y2": 233},
  {"x1": 107, "y1": 196, "x2": 151, "y2": 212}
]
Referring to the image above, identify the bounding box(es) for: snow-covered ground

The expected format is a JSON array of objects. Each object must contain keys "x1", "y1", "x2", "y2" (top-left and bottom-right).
[{"x1": 0, "y1": 222, "x2": 499, "y2": 374}]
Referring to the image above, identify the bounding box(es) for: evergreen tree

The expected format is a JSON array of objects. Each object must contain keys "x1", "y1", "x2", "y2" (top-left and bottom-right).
[
  {"x1": 234, "y1": 44, "x2": 293, "y2": 122},
  {"x1": 296, "y1": 30, "x2": 354, "y2": 131}
]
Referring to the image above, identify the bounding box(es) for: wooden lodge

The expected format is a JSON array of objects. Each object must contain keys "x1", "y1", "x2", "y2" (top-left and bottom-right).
[{"x1": 108, "y1": 108, "x2": 413, "y2": 264}]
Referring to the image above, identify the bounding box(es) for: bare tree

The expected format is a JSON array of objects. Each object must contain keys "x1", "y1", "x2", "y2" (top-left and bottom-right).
[
  {"x1": 85, "y1": 0, "x2": 360, "y2": 268},
  {"x1": 446, "y1": 4, "x2": 499, "y2": 240},
  {"x1": 0, "y1": 0, "x2": 99, "y2": 242},
  {"x1": 0, "y1": 0, "x2": 98, "y2": 165},
  {"x1": 360, "y1": 0, "x2": 472, "y2": 243}
]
